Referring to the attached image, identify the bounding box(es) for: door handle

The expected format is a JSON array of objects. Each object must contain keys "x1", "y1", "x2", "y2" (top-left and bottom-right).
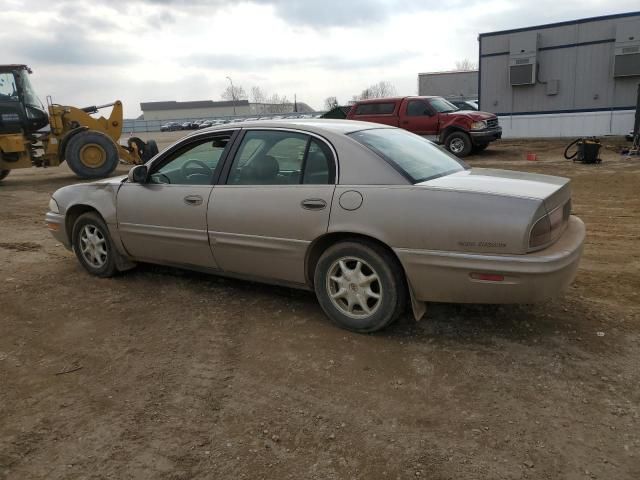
[
  {"x1": 402, "y1": 120, "x2": 409, "y2": 124},
  {"x1": 301, "y1": 198, "x2": 327, "y2": 210},
  {"x1": 184, "y1": 195, "x2": 203, "y2": 206}
]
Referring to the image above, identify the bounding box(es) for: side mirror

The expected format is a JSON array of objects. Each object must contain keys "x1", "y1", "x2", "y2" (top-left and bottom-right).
[{"x1": 128, "y1": 165, "x2": 148, "y2": 183}]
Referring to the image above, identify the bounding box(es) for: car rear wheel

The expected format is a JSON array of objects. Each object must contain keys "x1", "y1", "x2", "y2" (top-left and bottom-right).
[
  {"x1": 72, "y1": 212, "x2": 118, "y2": 278},
  {"x1": 314, "y1": 241, "x2": 406, "y2": 333},
  {"x1": 445, "y1": 131, "x2": 472, "y2": 157}
]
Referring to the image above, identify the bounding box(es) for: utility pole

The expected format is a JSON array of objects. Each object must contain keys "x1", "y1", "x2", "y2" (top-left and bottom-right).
[
  {"x1": 226, "y1": 76, "x2": 236, "y2": 116},
  {"x1": 294, "y1": 94, "x2": 298, "y2": 113}
]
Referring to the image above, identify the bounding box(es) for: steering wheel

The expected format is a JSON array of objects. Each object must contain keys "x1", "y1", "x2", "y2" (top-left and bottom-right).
[{"x1": 181, "y1": 159, "x2": 212, "y2": 179}]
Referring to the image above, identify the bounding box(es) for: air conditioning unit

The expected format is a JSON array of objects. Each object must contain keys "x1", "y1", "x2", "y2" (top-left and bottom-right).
[
  {"x1": 509, "y1": 32, "x2": 538, "y2": 86},
  {"x1": 614, "y1": 20, "x2": 640, "y2": 78}
]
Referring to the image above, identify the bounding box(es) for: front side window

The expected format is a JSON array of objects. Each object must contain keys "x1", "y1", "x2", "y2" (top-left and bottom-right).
[
  {"x1": 227, "y1": 130, "x2": 334, "y2": 185},
  {"x1": 406, "y1": 100, "x2": 431, "y2": 116},
  {"x1": 0, "y1": 73, "x2": 18, "y2": 101},
  {"x1": 349, "y1": 128, "x2": 466, "y2": 183},
  {"x1": 149, "y1": 134, "x2": 230, "y2": 185}
]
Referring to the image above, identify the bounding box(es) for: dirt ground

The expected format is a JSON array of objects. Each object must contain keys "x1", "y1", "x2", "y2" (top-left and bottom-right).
[{"x1": 1, "y1": 133, "x2": 639, "y2": 480}]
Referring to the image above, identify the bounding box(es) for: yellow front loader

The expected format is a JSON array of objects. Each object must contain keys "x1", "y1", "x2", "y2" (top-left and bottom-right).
[{"x1": 0, "y1": 64, "x2": 157, "y2": 181}]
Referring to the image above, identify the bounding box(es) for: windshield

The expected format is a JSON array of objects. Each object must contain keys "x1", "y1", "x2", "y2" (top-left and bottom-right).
[
  {"x1": 349, "y1": 128, "x2": 467, "y2": 183},
  {"x1": 428, "y1": 97, "x2": 458, "y2": 113},
  {"x1": 15, "y1": 69, "x2": 44, "y2": 109}
]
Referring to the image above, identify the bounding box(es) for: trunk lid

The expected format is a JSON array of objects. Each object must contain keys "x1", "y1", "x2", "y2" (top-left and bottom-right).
[{"x1": 420, "y1": 168, "x2": 570, "y2": 213}]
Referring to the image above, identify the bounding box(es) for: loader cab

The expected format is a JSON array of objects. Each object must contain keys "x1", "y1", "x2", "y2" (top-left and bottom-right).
[{"x1": 0, "y1": 65, "x2": 48, "y2": 135}]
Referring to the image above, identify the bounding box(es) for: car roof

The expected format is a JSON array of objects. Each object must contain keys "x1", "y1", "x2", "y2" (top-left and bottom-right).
[
  {"x1": 354, "y1": 96, "x2": 439, "y2": 104},
  {"x1": 190, "y1": 119, "x2": 396, "y2": 137}
]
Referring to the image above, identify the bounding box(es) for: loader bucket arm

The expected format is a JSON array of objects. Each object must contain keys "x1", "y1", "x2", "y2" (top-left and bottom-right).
[{"x1": 48, "y1": 101, "x2": 124, "y2": 144}]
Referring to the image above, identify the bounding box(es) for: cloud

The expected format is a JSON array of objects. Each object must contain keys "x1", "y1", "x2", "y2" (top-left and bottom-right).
[
  {"x1": 185, "y1": 50, "x2": 420, "y2": 71},
  {"x1": 2, "y1": 0, "x2": 638, "y2": 117},
  {"x1": 116, "y1": 0, "x2": 471, "y2": 28}
]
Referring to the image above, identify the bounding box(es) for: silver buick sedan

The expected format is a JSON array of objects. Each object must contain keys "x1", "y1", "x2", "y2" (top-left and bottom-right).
[{"x1": 46, "y1": 120, "x2": 585, "y2": 332}]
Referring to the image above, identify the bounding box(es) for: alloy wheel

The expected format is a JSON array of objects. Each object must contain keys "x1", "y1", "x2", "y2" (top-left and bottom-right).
[
  {"x1": 449, "y1": 138, "x2": 465, "y2": 154},
  {"x1": 79, "y1": 224, "x2": 108, "y2": 268},
  {"x1": 326, "y1": 256, "x2": 382, "y2": 318}
]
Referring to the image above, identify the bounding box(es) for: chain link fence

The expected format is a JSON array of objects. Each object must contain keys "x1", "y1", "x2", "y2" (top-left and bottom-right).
[{"x1": 123, "y1": 112, "x2": 326, "y2": 133}]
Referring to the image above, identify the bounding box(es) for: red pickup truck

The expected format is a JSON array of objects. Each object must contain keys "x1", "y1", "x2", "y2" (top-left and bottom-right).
[{"x1": 346, "y1": 96, "x2": 502, "y2": 157}]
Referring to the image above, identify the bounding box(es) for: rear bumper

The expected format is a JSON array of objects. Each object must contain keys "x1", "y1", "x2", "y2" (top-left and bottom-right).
[
  {"x1": 395, "y1": 216, "x2": 585, "y2": 304},
  {"x1": 470, "y1": 127, "x2": 502, "y2": 144},
  {"x1": 45, "y1": 211, "x2": 71, "y2": 249}
]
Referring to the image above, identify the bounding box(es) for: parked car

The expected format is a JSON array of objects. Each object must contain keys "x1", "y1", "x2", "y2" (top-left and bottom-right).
[
  {"x1": 346, "y1": 96, "x2": 501, "y2": 156},
  {"x1": 46, "y1": 120, "x2": 584, "y2": 333},
  {"x1": 198, "y1": 121, "x2": 212, "y2": 129},
  {"x1": 449, "y1": 99, "x2": 479, "y2": 111},
  {"x1": 160, "y1": 122, "x2": 181, "y2": 132}
]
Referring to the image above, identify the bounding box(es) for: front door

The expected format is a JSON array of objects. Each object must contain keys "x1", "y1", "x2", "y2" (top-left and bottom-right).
[
  {"x1": 403, "y1": 99, "x2": 439, "y2": 139},
  {"x1": 208, "y1": 129, "x2": 336, "y2": 284},
  {"x1": 117, "y1": 132, "x2": 233, "y2": 268}
]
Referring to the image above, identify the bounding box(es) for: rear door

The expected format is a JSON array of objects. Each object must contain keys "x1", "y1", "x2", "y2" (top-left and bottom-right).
[
  {"x1": 401, "y1": 99, "x2": 439, "y2": 139},
  {"x1": 117, "y1": 131, "x2": 236, "y2": 268},
  {"x1": 207, "y1": 128, "x2": 336, "y2": 284}
]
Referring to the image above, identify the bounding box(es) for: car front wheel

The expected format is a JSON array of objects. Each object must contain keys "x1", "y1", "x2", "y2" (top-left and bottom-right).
[
  {"x1": 445, "y1": 131, "x2": 472, "y2": 157},
  {"x1": 314, "y1": 241, "x2": 406, "y2": 333},
  {"x1": 72, "y1": 212, "x2": 118, "y2": 277}
]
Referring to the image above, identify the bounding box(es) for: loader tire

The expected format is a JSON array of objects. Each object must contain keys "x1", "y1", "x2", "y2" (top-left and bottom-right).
[
  {"x1": 65, "y1": 131, "x2": 119, "y2": 179},
  {"x1": 0, "y1": 170, "x2": 9, "y2": 182}
]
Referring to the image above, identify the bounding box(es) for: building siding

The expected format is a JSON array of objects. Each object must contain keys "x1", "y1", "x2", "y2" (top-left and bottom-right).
[
  {"x1": 479, "y1": 12, "x2": 640, "y2": 137},
  {"x1": 418, "y1": 71, "x2": 478, "y2": 99},
  {"x1": 143, "y1": 105, "x2": 251, "y2": 121}
]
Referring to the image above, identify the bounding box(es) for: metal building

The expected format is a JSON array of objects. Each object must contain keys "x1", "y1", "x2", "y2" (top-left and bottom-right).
[
  {"x1": 140, "y1": 100, "x2": 251, "y2": 121},
  {"x1": 479, "y1": 12, "x2": 640, "y2": 138},
  {"x1": 418, "y1": 70, "x2": 478, "y2": 99}
]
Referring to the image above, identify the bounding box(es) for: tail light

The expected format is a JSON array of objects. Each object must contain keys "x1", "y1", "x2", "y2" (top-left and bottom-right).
[{"x1": 529, "y1": 200, "x2": 571, "y2": 250}]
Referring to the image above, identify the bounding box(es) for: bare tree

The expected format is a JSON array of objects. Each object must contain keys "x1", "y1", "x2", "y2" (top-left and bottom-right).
[
  {"x1": 353, "y1": 81, "x2": 397, "y2": 101},
  {"x1": 324, "y1": 96, "x2": 339, "y2": 110},
  {"x1": 250, "y1": 86, "x2": 267, "y2": 104},
  {"x1": 266, "y1": 93, "x2": 292, "y2": 113},
  {"x1": 454, "y1": 58, "x2": 477, "y2": 71},
  {"x1": 221, "y1": 84, "x2": 248, "y2": 101}
]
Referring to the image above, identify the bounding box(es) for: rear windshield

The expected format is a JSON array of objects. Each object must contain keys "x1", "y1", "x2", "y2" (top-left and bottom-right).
[
  {"x1": 354, "y1": 102, "x2": 395, "y2": 115},
  {"x1": 348, "y1": 128, "x2": 467, "y2": 183}
]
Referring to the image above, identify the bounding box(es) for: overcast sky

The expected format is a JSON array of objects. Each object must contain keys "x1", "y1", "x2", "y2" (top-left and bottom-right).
[{"x1": 2, "y1": 0, "x2": 637, "y2": 117}]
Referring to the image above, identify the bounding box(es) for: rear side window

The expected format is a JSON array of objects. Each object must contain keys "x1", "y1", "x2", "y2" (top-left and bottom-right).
[
  {"x1": 227, "y1": 130, "x2": 335, "y2": 185},
  {"x1": 303, "y1": 139, "x2": 332, "y2": 184},
  {"x1": 354, "y1": 103, "x2": 395, "y2": 115}
]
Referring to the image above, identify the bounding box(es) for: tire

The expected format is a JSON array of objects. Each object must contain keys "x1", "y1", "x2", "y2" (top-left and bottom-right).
[
  {"x1": 445, "y1": 131, "x2": 473, "y2": 157},
  {"x1": 0, "y1": 169, "x2": 9, "y2": 181},
  {"x1": 65, "y1": 130, "x2": 119, "y2": 179},
  {"x1": 72, "y1": 212, "x2": 118, "y2": 278},
  {"x1": 472, "y1": 143, "x2": 489, "y2": 153},
  {"x1": 314, "y1": 241, "x2": 407, "y2": 333}
]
